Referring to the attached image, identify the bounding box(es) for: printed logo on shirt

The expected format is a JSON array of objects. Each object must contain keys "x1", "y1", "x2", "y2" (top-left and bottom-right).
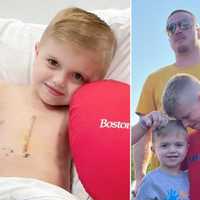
[
  {"x1": 164, "y1": 189, "x2": 188, "y2": 200},
  {"x1": 164, "y1": 189, "x2": 179, "y2": 200},
  {"x1": 99, "y1": 119, "x2": 130, "y2": 129}
]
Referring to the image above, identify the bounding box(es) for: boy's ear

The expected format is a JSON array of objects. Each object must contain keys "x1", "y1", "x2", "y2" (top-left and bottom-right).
[
  {"x1": 35, "y1": 42, "x2": 40, "y2": 57},
  {"x1": 151, "y1": 145, "x2": 155, "y2": 153},
  {"x1": 197, "y1": 26, "x2": 200, "y2": 39},
  {"x1": 197, "y1": 91, "x2": 200, "y2": 101}
]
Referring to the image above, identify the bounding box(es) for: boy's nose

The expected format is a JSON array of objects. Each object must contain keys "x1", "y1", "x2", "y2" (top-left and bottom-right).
[
  {"x1": 54, "y1": 73, "x2": 66, "y2": 88},
  {"x1": 169, "y1": 145, "x2": 176, "y2": 152}
]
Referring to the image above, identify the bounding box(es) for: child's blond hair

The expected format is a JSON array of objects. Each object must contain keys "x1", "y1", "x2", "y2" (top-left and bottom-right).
[
  {"x1": 152, "y1": 120, "x2": 188, "y2": 144},
  {"x1": 162, "y1": 73, "x2": 200, "y2": 117},
  {"x1": 40, "y1": 7, "x2": 117, "y2": 70}
]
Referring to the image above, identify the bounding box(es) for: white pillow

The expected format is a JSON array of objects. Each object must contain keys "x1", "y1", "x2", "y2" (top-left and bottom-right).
[{"x1": 0, "y1": 8, "x2": 130, "y2": 85}]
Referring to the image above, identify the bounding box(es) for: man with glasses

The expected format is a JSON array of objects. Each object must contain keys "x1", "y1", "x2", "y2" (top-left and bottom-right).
[{"x1": 134, "y1": 9, "x2": 200, "y2": 194}]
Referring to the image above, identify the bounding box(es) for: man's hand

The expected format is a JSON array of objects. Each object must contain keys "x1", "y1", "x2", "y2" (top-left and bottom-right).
[
  {"x1": 133, "y1": 111, "x2": 169, "y2": 144},
  {"x1": 139, "y1": 111, "x2": 169, "y2": 131}
]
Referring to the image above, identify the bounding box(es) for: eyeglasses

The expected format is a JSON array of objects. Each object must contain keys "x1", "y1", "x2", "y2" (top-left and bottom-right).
[{"x1": 166, "y1": 19, "x2": 193, "y2": 36}]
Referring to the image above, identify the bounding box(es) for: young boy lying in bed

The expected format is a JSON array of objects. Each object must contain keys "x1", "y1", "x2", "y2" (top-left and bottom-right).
[{"x1": 0, "y1": 7, "x2": 116, "y2": 199}]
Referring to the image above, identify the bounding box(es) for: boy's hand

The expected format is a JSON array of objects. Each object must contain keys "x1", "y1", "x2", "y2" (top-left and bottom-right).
[{"x1": 140, "y1": 111, "x2": 169, "y2": 131}]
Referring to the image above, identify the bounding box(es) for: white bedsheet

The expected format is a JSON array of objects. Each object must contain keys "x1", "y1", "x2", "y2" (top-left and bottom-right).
[{"x1": 0, "y1": 177, "x2": 78, "y2": 200}]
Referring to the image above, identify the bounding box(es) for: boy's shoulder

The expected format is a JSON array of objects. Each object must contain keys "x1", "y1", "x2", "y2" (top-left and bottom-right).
[
  {"x1": 142, "y1": 168, "x2": 179, "y2": 184},
  {"x1": 136, "y1": 168, "x2": 164, "y2": 199},
  {"x1": 0, "y1": 82, "x2": 33, "y2": 107},
  {"x1": 145, "y1": 168, "x2": 188, "y2": 182},
  {"x1": 140, "y1": 168, "x2": 161, "y2": 185},
  {"x1": 0, "y1": 80, "x2": 11, "y2": 87},
  {"x1": 0, "y1": 81, "x2": 30, "y2": 95},
  {"x1": 144, "y1": 167, "x2": 162, "y2": 177},
  {"x1": 0, "y1": 80, "x2": 23, "y2": 89},
  {"x1": 0, "y1": 81, "x2": 16, "y2": 92}
]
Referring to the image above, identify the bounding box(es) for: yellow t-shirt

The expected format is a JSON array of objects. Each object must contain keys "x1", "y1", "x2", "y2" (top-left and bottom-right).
[{"x1": 136, "y1": 63, "x2": 200, "y2": 169}]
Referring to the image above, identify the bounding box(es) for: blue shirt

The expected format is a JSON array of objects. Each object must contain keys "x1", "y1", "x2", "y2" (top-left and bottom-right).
[{"x1": 135, "y1": 168, "x2": 189, "y2": 200}]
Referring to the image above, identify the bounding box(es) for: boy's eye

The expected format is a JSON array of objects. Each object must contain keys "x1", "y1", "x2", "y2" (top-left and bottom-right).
[
  {"x1": 47, "y1": 58, "x2": 58, "y2": 67},
  {"x1": 160, "y1": 143, "x2": 168, "y2": 148},
  {"x1": 72, "y1": 72, "x2": 85, "y2": 83},
  {"x1": 175, "y1": 142, "x2": 184, "y2": 147}
]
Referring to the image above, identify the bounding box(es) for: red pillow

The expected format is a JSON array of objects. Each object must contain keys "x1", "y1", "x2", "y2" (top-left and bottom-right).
[{"x1": 69, "y1": 80, "x2": 130, "y2": 200}]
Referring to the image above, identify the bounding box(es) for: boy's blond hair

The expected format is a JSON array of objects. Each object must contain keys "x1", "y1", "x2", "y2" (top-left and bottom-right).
[
  {"x1": 40, "y1": 7, "x2": 117, "y2": 70},
  {"x1": 152, "y1": 120, "x2": 187, "y2": 144},
  {"x1": 162, "y1": 73, "x2": 200, "y2": 117}
]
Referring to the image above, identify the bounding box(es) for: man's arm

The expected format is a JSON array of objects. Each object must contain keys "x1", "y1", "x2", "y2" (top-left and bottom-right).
[
  {"x1": 133, "y1": 132, "x2": 152, "y2": 193},
  {"x1": 133, "y1": 74, "x2": 158, "y2": 193},
  {"x1": 132, "y1": 120, "x2": 148, "y2": 144},
  {"x1": 132, "y1": 121, "x2": 151, "y2": 193}
]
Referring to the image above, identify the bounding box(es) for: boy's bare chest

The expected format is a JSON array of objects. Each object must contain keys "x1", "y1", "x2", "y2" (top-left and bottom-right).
[{"x1": 0, "y1": 101, "x2": 68, "y2": 158}]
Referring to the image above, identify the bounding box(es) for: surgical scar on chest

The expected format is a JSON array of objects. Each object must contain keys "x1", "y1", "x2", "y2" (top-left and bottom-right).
[
  {"x1": 1, "y1": 147, "x2": 14, "y2": 156},
  {"x1": 0, "y1": 120, "x2": 13, "y2": 156},
  {"x1": 22, "y1": 115, "x2": 36, "y2": 158}
]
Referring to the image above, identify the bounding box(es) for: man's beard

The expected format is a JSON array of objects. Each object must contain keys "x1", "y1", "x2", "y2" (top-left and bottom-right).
[{"x1": 177, "y1": 45, "x2": 189, "y2": 54}]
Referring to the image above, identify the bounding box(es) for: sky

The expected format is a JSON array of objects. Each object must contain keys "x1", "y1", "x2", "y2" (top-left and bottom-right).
[{"x1": 132, "y1": 0, "x2": 200, "y2": 123}]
